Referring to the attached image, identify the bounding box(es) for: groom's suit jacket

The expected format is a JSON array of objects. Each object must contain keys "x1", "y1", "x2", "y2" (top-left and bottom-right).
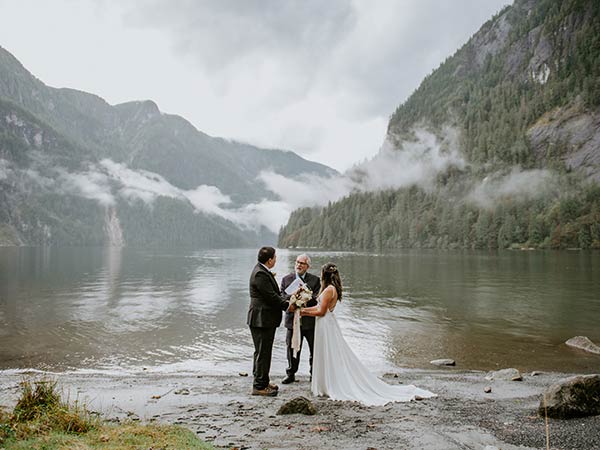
[
  {"x1": 247, "y1": 263, "x2": 289, "y2": 328},
  {"x1": 281, "y1": 272, "x2": 320, "y2": 330}
]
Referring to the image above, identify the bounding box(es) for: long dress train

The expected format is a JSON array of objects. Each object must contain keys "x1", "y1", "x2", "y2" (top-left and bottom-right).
[{"x1": 311, "y1": 301, "x2": 436, "y2": 406}]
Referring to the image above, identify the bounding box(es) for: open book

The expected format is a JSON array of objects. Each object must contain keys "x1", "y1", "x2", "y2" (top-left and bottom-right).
[{"x1": 284, "y1": 277, "x2": 306, "y2": 295}]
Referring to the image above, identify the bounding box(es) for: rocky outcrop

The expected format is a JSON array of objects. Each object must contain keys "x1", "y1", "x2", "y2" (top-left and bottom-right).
[
  {"x1": 527, "y1": 104, "x2": 600, "y2": 182},
  {"x1": 565, "y1": 336, "x2": 600, "y2": 355},
  {"x1": 485, "y1": 368, "x2": 523, "y2": 382},
  {"x1": 539, "y1": 374, "x2": 600, "y2": 419}
]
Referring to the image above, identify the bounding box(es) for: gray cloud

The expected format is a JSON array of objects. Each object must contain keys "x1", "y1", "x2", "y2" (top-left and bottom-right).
[
  {"x1": 466, "y1": 168, "x2": 559, "y2": 209},
  {"x1": 121, "y1": 0, "x2": 508, "y2": 118},
  {"x1": 257, "y1": 127, "x2": 467, "y2": 217},
  {"x1": 57, "y1": 168, "x2": 115, "y2": 206},
  {"x1": 124, "y1": 0, "x2": 355, "y2": 73},
  {"x1": 349, "y1": 127, "x2": 465, "y2": 191}
]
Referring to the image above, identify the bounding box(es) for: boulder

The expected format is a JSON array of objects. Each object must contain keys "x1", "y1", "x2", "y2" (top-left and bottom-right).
[
  {"x1": 539, "y1": 374, "x2": 600, "y2": 419},
  {"x1": 565, "y1": 336, "x2": 600, "y2": 355},
  {"x1": 277, "y1": 396, "x2": 317, "y2": 415},
  {"x1": 485, "y1": 368, "x2": 522, "y2": 381},
  {"x1": 430, "y1": 359, "x2": 456, "y2": 366}
]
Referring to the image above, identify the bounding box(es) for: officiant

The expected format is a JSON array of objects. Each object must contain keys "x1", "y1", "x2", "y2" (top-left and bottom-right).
[{"x1": 280, "y1": 254, "x2": 320, "y2": 384}]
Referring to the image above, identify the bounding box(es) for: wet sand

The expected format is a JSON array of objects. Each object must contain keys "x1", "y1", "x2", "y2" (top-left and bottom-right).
[{"x1": 0, "y1": 369, "x2": 598, "y2": 449}]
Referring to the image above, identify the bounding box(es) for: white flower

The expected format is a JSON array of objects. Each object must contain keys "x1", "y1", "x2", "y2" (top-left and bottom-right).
[{"x1": 292, "y1": 285, "x2": 312, "y2": 308}]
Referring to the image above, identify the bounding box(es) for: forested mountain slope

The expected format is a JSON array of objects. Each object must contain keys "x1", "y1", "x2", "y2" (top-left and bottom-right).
[{"x1": 279, "y1": 0, "x2": 600, "y2": 250}]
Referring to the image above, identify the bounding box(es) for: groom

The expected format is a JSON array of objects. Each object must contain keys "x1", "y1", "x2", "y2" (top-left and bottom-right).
[
  {"x1": 280, "y1": 253, "x2": 320, "y2": 384},
  {"x1": 247, "y1": 246, "x2": 289, "y2": 397}
]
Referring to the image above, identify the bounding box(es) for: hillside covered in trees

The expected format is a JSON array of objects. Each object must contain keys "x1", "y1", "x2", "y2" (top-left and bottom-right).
[{"x1": 279, "y1": 0, "x2": 600, "y2": 250}]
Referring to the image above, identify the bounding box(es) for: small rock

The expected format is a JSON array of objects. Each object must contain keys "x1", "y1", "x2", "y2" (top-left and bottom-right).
[
  {"x1": 238, "y1": 372, "x2": 248, "y2": 377},
  {"x1": 276, "y1": 396, "x2": 317, "y2": 415},
  {"x1": 484, "y1": 386, "x2": 492, "y2": 393},
  {"x1": 430, "y1": 359, "x2": 456, "y2": 366},
  {"x1": 565, "y1": 336, "x2": 600, "y2": 355},
  {"x1": 175, "y1": 388, "x2": 190, "y2": 395},
  {"x1": 485, "y1": 368, "x2": 522, "y2": 381},
  {"x1": 531, "y1": 371, "x2": 542, "y2": 376},
  {"x1": 539, "y1": 374, "x2": 600, "y2": 419}
]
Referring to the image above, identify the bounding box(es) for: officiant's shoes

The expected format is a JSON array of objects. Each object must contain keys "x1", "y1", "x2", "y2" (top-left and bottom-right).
[
  {"x1": 281, "y1": 375, "x2": 295, "y2": 384},
  {"x1": 252, "y1": 386, "x2": 278, "y2": 397}
]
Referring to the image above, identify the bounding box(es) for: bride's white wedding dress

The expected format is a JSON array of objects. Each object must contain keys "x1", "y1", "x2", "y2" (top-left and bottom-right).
[{"x1": 311, "y1": 293, "x2": 436, "y2": 406}]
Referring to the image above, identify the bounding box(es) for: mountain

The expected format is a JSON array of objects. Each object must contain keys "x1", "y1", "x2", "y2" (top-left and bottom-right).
[
  {"x1": 0, "y1": 46, "x2": 336, "y2": 247},
  {"x1": 279, "y1": 0, "x2": 600, "y2": 250}
]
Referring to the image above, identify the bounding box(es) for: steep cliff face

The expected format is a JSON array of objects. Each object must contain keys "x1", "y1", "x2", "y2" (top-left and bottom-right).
[
  {"x1": 387, "y1": 0, "x2": 600, "y2": 180},
  {"x1": 280, "y1": 0, "x2": 600, "y2": 251}
]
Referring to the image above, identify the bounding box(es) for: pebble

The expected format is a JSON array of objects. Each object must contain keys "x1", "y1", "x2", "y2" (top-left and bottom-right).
[{"x1": 430, "y1": 359, "x2": 456, "y2": 366}]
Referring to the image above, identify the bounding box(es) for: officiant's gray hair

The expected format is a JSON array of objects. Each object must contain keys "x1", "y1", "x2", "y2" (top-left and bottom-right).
[{"x1": 296, "y1": 253, "x2": 311, "y2": 266}]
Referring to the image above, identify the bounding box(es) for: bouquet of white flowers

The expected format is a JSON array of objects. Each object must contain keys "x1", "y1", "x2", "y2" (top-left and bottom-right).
[
  {"x1": 291, "y1": 284, "x2": 312, "y2": 358},
  {"x1": 291, "y1": 284, "x2": 313, "y2": 309}
]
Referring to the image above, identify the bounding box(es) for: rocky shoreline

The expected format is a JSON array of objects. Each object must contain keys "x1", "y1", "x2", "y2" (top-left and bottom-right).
[{"x1": 0, "y1": 369, "x2": 599, "y2": 449}]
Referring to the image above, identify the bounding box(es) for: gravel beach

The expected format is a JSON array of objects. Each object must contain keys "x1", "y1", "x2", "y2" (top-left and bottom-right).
[{"x1": 0, "y1": 369, "x2": 598, "y2": 449}]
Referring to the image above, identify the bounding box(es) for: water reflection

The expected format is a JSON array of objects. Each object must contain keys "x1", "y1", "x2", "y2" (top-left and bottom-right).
[{"x1": 0, "y1": 248, "x2": 599, "y2": 374}]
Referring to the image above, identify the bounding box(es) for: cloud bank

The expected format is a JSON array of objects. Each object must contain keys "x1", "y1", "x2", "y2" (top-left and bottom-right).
[
  {"x1": 5, "y1": 128, "x2": 465, "y2": 233},
  {"x1": 466, "y1": 168, "x2": 559, "y2": 209},
  {"x1": 4, "y1": 125, "x2": 560, "y2": 236}
]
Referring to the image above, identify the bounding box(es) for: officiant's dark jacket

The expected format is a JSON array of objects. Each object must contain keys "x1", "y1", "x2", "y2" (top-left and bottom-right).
[
  {"x1": 281, "y1": 272, "x2": 320, "y2": 330},
  {"x1": 247, "y1": 263, "x2": 289, "y2": 328}
]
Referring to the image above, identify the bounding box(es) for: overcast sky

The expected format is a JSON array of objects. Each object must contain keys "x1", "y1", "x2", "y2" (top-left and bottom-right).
[{"x1": 0, "y1": 0, "x2": 508, "y2": 171}]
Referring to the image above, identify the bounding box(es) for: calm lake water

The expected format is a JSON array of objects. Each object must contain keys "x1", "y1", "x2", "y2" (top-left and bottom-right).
[{"x1": 0, "y1": 247, "x2": 599, "y2": 376}]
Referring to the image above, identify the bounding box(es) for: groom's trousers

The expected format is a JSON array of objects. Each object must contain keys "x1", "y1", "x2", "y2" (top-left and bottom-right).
[
  {"x1": 250, "y1": 326, "x2": 277, "y2": 390},
  {"x1": 285, "y1": 327, "x2": 315, "y2": 377}
]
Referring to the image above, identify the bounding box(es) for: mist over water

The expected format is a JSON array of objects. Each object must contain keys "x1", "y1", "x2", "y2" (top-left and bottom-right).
[{"x1": 1, "y1": 247, "x2": 599, "y2": 376}]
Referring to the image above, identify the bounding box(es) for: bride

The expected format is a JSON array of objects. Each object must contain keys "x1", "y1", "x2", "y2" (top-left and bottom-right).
[{"x1": 296, "y1": 262, "x2": 436, "y2": 406}]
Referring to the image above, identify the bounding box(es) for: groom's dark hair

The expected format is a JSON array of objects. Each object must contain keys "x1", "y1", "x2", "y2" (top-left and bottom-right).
[{"x1": 258, "y1": 246, "x2": 276, "y2": 264}]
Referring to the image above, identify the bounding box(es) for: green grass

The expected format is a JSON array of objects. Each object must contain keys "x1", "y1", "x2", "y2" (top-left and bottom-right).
[{"x1": 0, "y1": 379, "x2": 214, "y2": 450}]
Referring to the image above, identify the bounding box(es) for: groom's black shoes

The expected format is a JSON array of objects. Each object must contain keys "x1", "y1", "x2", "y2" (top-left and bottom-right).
[
  {"x1": 252, "y1": 386, "x2": 278, "y2": 396},
  {"x1": 282, "y1": 374, "x2": 295, "y2": 384}
]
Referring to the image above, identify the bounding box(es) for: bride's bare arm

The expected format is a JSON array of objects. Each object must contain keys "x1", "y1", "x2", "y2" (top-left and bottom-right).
[{"x1": 300, "y1": 287, "x2": 335, "y2": 317}]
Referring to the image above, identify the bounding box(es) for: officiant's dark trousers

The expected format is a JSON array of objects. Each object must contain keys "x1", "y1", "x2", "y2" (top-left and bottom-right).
[
  {"x1": 250, "y1": 326, "x2": 276, "y2": 390},
  {"x1": 285, "y1": 327, "x2": 315, "y2": 377}
]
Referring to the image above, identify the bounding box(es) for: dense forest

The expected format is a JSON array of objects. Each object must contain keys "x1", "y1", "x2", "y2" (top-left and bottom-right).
[{"x1": 279, "y1": 0, "x2": 600, "y2": 250}]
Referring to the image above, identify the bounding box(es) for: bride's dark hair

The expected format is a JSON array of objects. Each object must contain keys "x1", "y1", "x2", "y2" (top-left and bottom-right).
[{"x1": 319, "y1": 262, "x2": 342, "y2": 301}]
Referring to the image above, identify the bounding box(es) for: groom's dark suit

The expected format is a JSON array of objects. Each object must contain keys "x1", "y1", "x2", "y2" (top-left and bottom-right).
[
  {"x1": 281, "y1": 272, "x2": 320, "y2": 377},
  {"x1": 247, "y1": 263, "x2": 289, "y2": 390}
]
